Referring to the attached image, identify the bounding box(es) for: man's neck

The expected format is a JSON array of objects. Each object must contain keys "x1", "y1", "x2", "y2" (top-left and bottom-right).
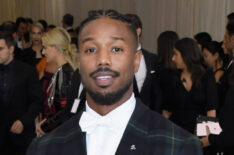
[{"x1": 4, "y1": 57, "x2": 14, "y2": 66}]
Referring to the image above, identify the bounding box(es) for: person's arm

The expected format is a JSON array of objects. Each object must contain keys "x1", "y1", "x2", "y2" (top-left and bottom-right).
[
  {"x1": 19, "y1": 67, "x2": 43, "y2": 127},
  {"x1": 205, "y1": 71, "x2": 218, "y2": 117},
  {"x1": 202, "y1": 87, "x2": 234, "y2": 149}
]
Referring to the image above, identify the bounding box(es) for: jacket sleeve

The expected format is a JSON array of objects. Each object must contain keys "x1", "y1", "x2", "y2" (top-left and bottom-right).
[
  {"x1": 208, "y1": 87, "x2": 234, "y2": 148},
  {"x1": 19, "y1": 67, "x2": 43, "y2": 126}
]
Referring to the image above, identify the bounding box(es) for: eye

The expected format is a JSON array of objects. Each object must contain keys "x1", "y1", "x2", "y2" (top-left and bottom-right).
[
  {"x1": 85, "y1": 48, "x2": 96, "y2": 53},
  {"x1": 112, "y1": 47, "x2": 123, "y2": 53}
]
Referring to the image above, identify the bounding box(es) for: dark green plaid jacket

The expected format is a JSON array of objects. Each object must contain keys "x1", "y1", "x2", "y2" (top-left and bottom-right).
[{"x1": 27, "y1": 99, "x2": 202, "y2": 155}]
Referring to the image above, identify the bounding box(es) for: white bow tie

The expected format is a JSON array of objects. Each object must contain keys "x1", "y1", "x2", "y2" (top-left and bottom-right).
[{"x1": 79, "y1": 111, "x2": 117, "y2": 134}]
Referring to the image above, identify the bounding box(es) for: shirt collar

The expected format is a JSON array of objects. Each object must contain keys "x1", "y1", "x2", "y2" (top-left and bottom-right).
[
  {"x1": 85, "y1": 93, "x2": 136, "y2": 129},
  {"x1": 66, "y1": 27, "x2": 73, "y2": 31}
]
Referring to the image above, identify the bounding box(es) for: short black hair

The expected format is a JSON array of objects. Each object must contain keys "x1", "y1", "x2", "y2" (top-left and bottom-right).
[
  {"x1": 125, "y1": 13, "x2": 142, "y2": 37},
  {"x1": 194, "y1": 32, "x2": 212, "y2": 50},
  {"x1": 16, "y1": 17, "x2": 27, "y2": 27},
  {"x1": 1, "y1": 21, "x2": 17, "y2": 34},
  {"x1": 48, "y1": 24, "x2": 56, "y2": 29},
  {"x1": 226, "y1": 21, "x2": 234, "y2": 36},
  {"x1": 78, "y1": 9, "x2": 138, "y2": 48},
  {"x1": 26, "y1": 18, "x2": 33, "y2": 24},
  {"x1": 124, "y1": 13, "x2": 142, "y2": 29},
  {"x1": 63, "y1": 13, "x2": 74, "y2": 26},
  {"x1": 23, "y1": 32, "x2": 30, "y2": 43},
  {"x1": 38, "y1": 19, "x2": 48, "y2": 31},
  {"x1": 0, "y1": 30, "x2": 15, "y2": 47},
  {"x1": 227, "y1": 12, "x2": 234, "y2": 23}
]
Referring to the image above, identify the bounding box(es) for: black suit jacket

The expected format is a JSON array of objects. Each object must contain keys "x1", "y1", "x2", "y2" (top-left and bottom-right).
[
  {"x1": 209, "y1": 86, "x2": 234, "y2": 154},
  {"x1": 0, "y1": 59, "x2": 42, "y2": 146},
  {"x1": 27, "y1": 99, "x2": 202, "y2": 155},
  {"x1": 134, "y1": 49, "x2": 161, "y2": 112}
]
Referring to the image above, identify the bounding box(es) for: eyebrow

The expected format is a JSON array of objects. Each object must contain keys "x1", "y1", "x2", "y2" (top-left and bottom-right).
[
  {"x1": 82, "y1": 37, "x2": 94, "y2": 44},
  {"x1": 111, "y1": 36, "x2": 125, "y2": 41},
  {"x1": 81, "y1": 36, "x2": 125, "y2": 44}
]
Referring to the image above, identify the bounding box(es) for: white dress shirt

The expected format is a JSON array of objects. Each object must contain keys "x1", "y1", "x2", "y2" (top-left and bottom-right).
[
  {"x1": 135, "y1": 54, "x2": 147, "y2": 92},
  {"x1": 79, "y1": 93, "x2": 136, "y2": 155}
]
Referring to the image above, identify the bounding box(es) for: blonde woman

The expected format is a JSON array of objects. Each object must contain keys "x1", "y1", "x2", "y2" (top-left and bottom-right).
[
  {"x1": 36, "y1": 27, "x2": 78, "y2": 135},
  {"x1": 23, "y1": 22, "x2": 44, "y2": 66}
]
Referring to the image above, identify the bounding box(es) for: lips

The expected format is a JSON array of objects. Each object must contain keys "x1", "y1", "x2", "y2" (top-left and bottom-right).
[{"x1": 92, "y1": 72, "x2": 116, "y2": 88}]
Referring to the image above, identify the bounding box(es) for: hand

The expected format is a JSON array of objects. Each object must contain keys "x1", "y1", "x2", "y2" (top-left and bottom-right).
[
  {"x1": 200, "y1": 136, "x2": 210, "y2": 148},
  {"x1": 200, "y1": 126, "x2": 211, "y2": 148},
  {"x1": 10, "y1": 120, "x2": 24, "y2": 134},
  {"x1": 35, "y1": 118, "x2": 47, "y2": 136}
]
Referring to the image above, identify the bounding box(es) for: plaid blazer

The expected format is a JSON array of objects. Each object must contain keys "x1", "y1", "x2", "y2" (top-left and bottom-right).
[{"x1": 26, "y1": 99, "x2": 202, "y2": 155}]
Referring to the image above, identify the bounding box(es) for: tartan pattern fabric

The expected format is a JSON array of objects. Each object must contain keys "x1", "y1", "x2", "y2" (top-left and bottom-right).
[{"x1": 26, "y1": 99, "x2": 202, "y2": 155}]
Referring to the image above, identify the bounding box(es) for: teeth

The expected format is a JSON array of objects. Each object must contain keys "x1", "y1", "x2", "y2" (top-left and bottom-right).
[{"x1": 96, "y1": 76, "x2": 111, "y2": 79}]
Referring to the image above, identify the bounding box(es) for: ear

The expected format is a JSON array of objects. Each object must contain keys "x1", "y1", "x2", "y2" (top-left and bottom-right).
[
  {"x1": 9, "y1": 45, "x2": 14, "y2": 55},
  {"x1": 136, "y1": 28, "x2": 142, "y2": 37},
  {"x1": 214, "y1": 52, "x2": 219, "y2": 60},
  {"x1": 231, "y1": 35, "x2": 234, "y2": 43},
  {"x1": 134, "y1": 50, "x2": 142, "y2": 73}
]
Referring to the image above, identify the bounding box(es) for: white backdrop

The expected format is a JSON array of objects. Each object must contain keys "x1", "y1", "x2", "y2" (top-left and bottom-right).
[{"x1": 0, "y1": 0, "x2": 234, "y2": 53}]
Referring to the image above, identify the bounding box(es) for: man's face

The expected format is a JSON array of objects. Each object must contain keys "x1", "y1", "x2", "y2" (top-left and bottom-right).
[
  {"x1": 0, "y1": 39, "x2": 14, "y2": 65},
  {"x1": 223, "y1": 30, "x2": 234, "y2": 52},
  {"x1": 78, "y1": 17, "x2": 141, "y2": 105},
  {"x1": 18, "y1": 22, "x2": 27, "y2": 38}
]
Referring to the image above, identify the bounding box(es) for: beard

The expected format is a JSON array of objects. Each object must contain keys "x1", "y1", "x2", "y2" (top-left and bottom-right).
[
  {"x1": 81, "y1": 67, "x2": 133, "y2": 105},
  {"x1": 85, "y1": 79, "x2": 132, "y2": 106}
]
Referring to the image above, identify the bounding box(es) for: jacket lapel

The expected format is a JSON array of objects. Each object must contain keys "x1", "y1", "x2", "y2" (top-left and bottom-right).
[{"x1": 115, "y1": 99, "x2": 148, "y2": 155}]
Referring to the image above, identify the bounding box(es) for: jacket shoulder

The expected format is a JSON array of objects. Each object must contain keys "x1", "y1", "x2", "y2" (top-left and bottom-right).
[{"x1": 129, "y1": 100, "x2": 202, "y2": 154}]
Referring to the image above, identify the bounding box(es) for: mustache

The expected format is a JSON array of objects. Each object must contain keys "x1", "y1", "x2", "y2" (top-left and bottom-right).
[{"x1": 90, "y1": 67, "x2": 120, "y2": 77}]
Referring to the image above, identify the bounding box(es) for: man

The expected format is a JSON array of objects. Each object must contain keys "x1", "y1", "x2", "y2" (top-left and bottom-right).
[
  {"x1": 219, "y1": 21, "x2": 234, "y2": 107},
  {"x1": 200, "y1": 21, "x2": 234, "y2": 154},
  {"x1": 26, "y1": 9, "x2": 202, "y2": 155},
  {"x1": 0, "y1": 30, "x2": 42, "y2": 154},
  {"x1": 16, "y1": 17, "x2": 28, "y2": 49},
  {"x1": 62, "y1": 13, "x2": 77, "y2": 47},
  {"x1": 125, "y1": 13, "x2": 161, "y2": 112},
  {"x1": 1, "y1": 21, "x2": 24, "y2": 60}
]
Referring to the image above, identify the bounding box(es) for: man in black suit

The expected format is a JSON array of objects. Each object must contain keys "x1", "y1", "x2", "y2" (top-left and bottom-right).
[
  {"x1": 16, "y1": 17, "x2": 27, "y2": 49},
  {"x1": 0, "y1": 30, "x2": 42, "y2": 155},
  {"x1": 62, "y1": 13, "x2": 77, "y2": 47},
  {"x1": 219, "y1": 20, "x2": 234, "y2": 110},
  {"x1": 1, "y1": 21, "x2": 24, "y2": 61},
  {"x1": 27, "y1": 9, "x2": 202, "y2": 155},
  {"x1": 125, "y1": 13, "x2": 161, "y2": 112}
]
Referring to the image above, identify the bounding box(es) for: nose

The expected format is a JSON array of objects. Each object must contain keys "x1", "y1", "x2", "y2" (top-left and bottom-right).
[
  {"x1": 42, "y1": 48, "x2": 45, "y2": 55},
  {"x1": 96, "y1": 49, "x2": 111, "y2": 67},
  {"x1": 172, "y1": 55, "x2": 175, "y2": 62}
]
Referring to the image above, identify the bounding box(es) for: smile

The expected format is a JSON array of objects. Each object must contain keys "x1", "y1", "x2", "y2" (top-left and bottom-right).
[
  {"x1": 96, "y1": 75, "x2": 112, "y2": 80},
  {"x1": 94, "y1": 74, "x2": 115, "y2": 88}
]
